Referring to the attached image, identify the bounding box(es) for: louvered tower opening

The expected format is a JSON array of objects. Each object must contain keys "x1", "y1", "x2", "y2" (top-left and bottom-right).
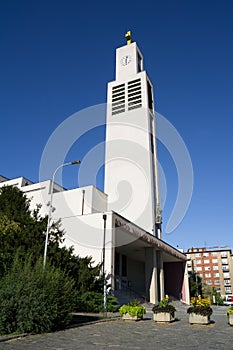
[
  {"x1": 111, "y1": 79, "x2": 142, "y2": 116},
  {"x1": 128, "y1": 79, "x2": 142, "y2": 111},
  {"x1": 112, "y1": 84, "x2": 125, "y2": 115}
]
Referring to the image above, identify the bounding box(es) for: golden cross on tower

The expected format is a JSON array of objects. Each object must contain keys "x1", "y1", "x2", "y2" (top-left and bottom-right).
[{"x1": 125, "y1": 31, "x2": 132, "y2": 45}]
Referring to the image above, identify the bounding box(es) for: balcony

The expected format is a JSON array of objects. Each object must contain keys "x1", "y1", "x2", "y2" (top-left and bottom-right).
[
  {"x1": 221, "y1": 259, "x2": 228, "y2": 265},
  {"x1": 223, "y1": 267, "x2": 229, "y2": 272},
  {"x1": 225, "y1": 282, "x2": 231, "y2": 286}
]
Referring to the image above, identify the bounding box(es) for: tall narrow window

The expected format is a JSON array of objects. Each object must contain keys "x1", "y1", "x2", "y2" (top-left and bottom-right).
[
  {"x1": 150, "y1": 133, "x2": 154, "y2": 154},
  {"x1": 137, "y1": 52, "x2": 142, "y2": 72},
  {"x1": 122, "y1": 254, "x2": 127, "y2": 277},
  {"x1": 115, "y1": 252, "x2": 120, "y2": 275},
  {"x1": 147, "y1": 81, "x2": 154, "y2": 112}
]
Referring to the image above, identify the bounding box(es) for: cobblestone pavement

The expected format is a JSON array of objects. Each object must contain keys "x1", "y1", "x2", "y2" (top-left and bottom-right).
[{"x1": 0, "y1": 303, "x2": 232, "y2": 350}]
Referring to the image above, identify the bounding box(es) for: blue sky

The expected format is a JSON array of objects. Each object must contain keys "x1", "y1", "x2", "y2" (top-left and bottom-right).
[{"x1": 0, "y1": 0, "x2": 232, "y2": 251}]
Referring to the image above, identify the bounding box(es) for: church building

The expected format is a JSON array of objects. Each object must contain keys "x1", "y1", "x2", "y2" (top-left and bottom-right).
[{"x1": 0, "y1": 33, "x2": 189, "y2": 305}]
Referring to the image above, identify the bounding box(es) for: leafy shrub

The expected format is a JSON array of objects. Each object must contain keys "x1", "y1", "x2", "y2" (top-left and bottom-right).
[
  {"x1": 187, "y1": 306, "x2": 213, "y2": 317},
  {"x1": 119, "y1": 303, "x2": 146, "y2": 318},
  {"x1": 226, "y1": 307, "x2": 233, "y2": 316},
  {"x1": 0, "y1": 256, "x2": 76, "y2": 335},
  {"x1": 128, "y1": 299, "x2": 141, "y2": 307},
  {"x1": 76, "y1": 291, "x2": 119, "y2": 313}
]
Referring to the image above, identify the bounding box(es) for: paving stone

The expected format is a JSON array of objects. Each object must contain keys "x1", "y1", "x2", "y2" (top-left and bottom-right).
[{"x1": 0, "y1": 304, "x2": 232, "y2": 349}]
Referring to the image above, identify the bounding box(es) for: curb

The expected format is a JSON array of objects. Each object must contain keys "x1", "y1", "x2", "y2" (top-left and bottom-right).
[{"x1": 0, "y1": 333, "x2": 28, "y2": 343}]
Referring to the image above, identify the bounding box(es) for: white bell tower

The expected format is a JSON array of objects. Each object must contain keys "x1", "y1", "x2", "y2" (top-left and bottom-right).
[{"x1": 104, "y1": 32, "x2": 162, "y2": 238}]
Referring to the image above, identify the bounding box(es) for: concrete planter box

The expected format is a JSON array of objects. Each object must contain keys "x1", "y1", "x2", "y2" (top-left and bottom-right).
[
  {"x1": 228, "y1": 314, "x2": 233, "y2": 326},
  {"x1": 122, "y1": 313, "x2": 143, "y2": 321},
  {"x1": 189, "y1": 313, "x2": 210, "y2": 325},
  {"x1": 153, "y1": 312, "x2": 175, "y2": 323}
]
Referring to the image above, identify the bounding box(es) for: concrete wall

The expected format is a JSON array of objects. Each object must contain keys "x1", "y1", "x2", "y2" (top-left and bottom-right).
[
  {"x1": 116, "y1": 42, "x2": 143, "y2": 81},
  {"x1": 0, "y1": 177, "x2": 111, "y2": 271},
  {"x1": 105, "y1": 72, "x2": 157, "y2": 234}
]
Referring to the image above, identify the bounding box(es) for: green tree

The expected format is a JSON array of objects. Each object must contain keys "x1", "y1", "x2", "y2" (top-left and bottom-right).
[
  {"x1": 0, "y1": 185, "x2": 102, "y2": 293},
  {"x1": 0, "y1": 186, "x2": 62, "y2": 276},
  {"x1": 202, "y1": 284, "x2": 224, "y2": 305},
  {"x1": 188, "y1": 272, "x2": 202, "y2": 297}
]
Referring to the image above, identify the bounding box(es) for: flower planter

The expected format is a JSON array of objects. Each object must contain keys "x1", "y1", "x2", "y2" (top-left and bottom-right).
[
  {"x1": 228, "y1": 314, "x2": 233, "y2": 326},
  {"x1": 153, "y1": 312, "x2": 175, "y2": 323},
  {"x1": 187, "y1": 298, "x2": 212, "y2": 325},
  {"x1": 119, "y1": 303, "x2": 146, "y2": 321},
  {"x1": 189, "y1": 313, "x2": 210, "y2": 325},
  {"x1": 122, "y1": 312, "x2": 143, "y2": 321}
]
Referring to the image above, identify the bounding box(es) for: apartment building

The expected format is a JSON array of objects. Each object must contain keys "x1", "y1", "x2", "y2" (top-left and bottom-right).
[{"x1": 185, "y1": 247, "x2": 233, "y2": 297}]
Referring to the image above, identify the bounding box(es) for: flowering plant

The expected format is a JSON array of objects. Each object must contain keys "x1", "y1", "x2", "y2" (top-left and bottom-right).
[
  {"x1": 187, "y1": 296, "x2": 213, "y2": 317},
  {"x1": 152, "y1": 295, "x2": 176, "y2": 317}
]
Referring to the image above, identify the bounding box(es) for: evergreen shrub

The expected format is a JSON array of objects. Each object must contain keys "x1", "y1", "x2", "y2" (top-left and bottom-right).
[
  {"x1": 0, "y1": 256, "x2": 76, "y2": 335},
  {"x1": 76, "y1": 291, "x2": 119, "y2": 312}
]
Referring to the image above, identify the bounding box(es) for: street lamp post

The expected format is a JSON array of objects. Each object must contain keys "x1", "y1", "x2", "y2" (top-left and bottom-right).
[
  {"x1": 102, "y1": 214, "x2": 107, "y2": 313},
  {"x1": 43, "y1": 160, "x2": 81, "y2": 269}
]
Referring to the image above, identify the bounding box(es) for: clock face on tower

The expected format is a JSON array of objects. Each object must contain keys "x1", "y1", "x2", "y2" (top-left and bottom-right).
[{"x1": 121, "y1": 55, "x2": 132, "y2": 66}]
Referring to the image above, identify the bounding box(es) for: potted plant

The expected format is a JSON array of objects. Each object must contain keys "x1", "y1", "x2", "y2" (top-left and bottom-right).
[
  {"x1": 119, "y1": 300, "x2": 146, "y2": 321},
  {"x1": 187, "y1": 296, "x2": 213, "y2": 325},
  {"x1": 152, "y1": 295, "x2": 176, "y2": 322},
  {"x1": 226, "y1": 306, "x2": 233, "y2": 325}
]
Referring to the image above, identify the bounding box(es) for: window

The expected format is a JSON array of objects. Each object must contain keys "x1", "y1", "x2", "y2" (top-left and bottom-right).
[
  {"x1": 206, "y1": 280, "x2": 212, "y2": 285},
  {"x1": 225, "y1": 279, "x2": 231, "y2": 285},
  {"x1": 147, "y1": 81, "x2": 154, "y2": 111},
  {"x1": 223, "y1": 266, "x2": 229, "y2": 271},
  {"x1": 199, "y1": 274, "x2": 203, "y2": 278},
  {"x1": 224, "y1": 272, "x2": 230, "y2": 278},
  {"x1": 137, "y1": 52, "x2": 142, "y2": 72},
  {"x1": 115, "y1": 252, "x2": 120, "y2": 275},
  {"x1": 214, "y1": 280, "x2": 220, "y2": 285},
  {"x1": 195, "y1": 253, "x2": 201, "y2": 257},
  {"x1": 150, "y1": 133, "x2": 154, "y2": 154},
  {"x1": 221, "y1": 252, "x2": 227, "y2": 257},
  {"x1": 203, "y1": 252, "x2": 209, "y2": 257},
  {"x1": 196, "y1": 267, "x2": 202, "y2": 271},
  {"x1": 222, "y1": 259, "x2": 228, "y2": 265},
  {"x1": 211, "y1": 252, "x2": 217, "y2": 256},
  {"x1": 225, "y1": 286, "x2": 232, "y2": 292},
  {"x1": 213, "y1": 266, "x2": 219, "y2": 270},
  {"x1": 204, "y1": 266, "x2": 211, "y2": 271},
  {"x1": 122, "y1": 254, "x2": 127, "y2": 277},
  {"x1": 205, "y1": 273, "x2": 211, "y2": 278},
  {"x1": 204, "y1": 260, "x2": 210, "y2": 264},
  {"x1": 212, "y1": 259, "x2": 218, "y2": 263},
  {"x1": 214, "y1": 273, "x2": 219, "y2": 277},
  {"x1": 196, "y1": 260, "x2": 201, "y2": 264}
]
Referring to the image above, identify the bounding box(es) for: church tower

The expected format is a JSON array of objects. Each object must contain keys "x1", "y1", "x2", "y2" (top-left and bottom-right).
[{"x1": 104, "y1": 32, "x2": 162, "y2": 238}]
